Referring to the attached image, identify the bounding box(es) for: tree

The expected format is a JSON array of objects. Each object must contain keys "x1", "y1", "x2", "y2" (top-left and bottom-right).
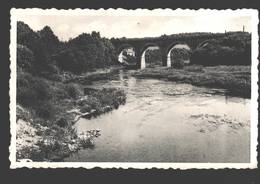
[
  {"x1": 55, "y1": 47, "x2": 87, "y2": 74},
  {"x1": 17, "y1": 44, "x2": 35, "y2": 72},
  {"x1": 17, "y1": 21, "x2": 62, "y2": 73}
]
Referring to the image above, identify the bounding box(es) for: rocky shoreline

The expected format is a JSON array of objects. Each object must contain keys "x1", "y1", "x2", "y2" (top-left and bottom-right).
[
  {"x1": 17, "y1": 117, "x2": 101, "y2": 162},
  {"x1": 16, "y1": 86, "x2": 126, "y2": 162}
]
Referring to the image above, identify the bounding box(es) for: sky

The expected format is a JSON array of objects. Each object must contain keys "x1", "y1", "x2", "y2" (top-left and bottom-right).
[{"x1": 15, "y1": 9, "x2": 253, "y2": 41}]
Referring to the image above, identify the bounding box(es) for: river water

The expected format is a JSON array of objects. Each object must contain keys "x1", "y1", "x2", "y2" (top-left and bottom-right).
[{"x1": 65, "y1": 69, "x2": 250, "y2": 163}]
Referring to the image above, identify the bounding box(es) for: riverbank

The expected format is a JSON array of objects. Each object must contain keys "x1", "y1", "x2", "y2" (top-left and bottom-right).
[
  {"x1": 66, "y1": 75, "x2": 250, "y2": 163},
  {"x1": 63, "y1": 65, "x2": 124, "y2": 85},
  {"x1": 16, "y1": 67, "x2": 126, "y2": 162},
  {"x1": 133, "y1": 65, "x2": 251, "y2": 98}
]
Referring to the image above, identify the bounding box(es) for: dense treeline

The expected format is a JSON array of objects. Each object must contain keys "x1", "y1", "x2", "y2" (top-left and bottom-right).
[
  {"x1": 190, "y1": 32, "x2": 251, "y2": 66},
  {"x1": 17, "y1": 21, "x2": 123, "y2": 117},
  {"x1": 57, "y1": 32, "x2": 117, "y2": 74},
  {"x1": 16, "y1": 22, "x2": 126, "y2": 161},
  {"x1": 17, "y1": 21, "x2": 121, "y2": 123},
  {"x1": 111, "y1": 31, "x2": 239, "y2": 43},
  {"x1": 17, "y1": 21, "x2": 118, "y2": 75}
]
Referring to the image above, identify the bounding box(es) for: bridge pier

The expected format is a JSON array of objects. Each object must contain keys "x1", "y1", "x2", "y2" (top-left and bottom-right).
[
  {"x1": 162, "y1": 54, "x2": 167, "y2": 67},
  {"x1": 136, "y1": 51, "x2": 171, "y2": 69},
  {"x1": 141, "y1": 56, "x2": 146, "y2": 69},
  {"x1": 167, "y1": 56, "x2": 171, "y2": 67},
  {"x1": 162, "y1": 50, "x2": 171, "y2": 67},
  {"x1": 136, "y1": 51, "x2": 141, "y2": 69},
  {"x1": 118, "y1": 52, "x2": 123, "y2": 63}
]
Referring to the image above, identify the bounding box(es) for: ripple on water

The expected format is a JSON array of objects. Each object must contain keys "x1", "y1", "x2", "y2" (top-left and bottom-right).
[{"x1": 66, "y1": 70, "x2": 251, "y2": 163}]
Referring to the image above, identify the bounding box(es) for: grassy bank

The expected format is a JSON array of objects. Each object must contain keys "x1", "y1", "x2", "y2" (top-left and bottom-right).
[
  {"x1": 134, "y1": 65, "x2": 251, "y2": 98},
  {"x1": 63, "y1": 65, "x2": 124, "y2": 85},
  {"x1": 16, "y1": 68, "x2": 126, "y2": 162}
]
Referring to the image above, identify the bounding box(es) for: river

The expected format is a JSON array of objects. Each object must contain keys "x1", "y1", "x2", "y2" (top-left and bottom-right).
[{"x1": 65, "y1": 69, "x2": 250, "y2": 163}]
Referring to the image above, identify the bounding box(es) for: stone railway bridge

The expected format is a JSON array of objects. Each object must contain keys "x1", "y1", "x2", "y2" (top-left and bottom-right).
[{"x1": 111, "y1": 33, "x2": 228, "y2": 69}]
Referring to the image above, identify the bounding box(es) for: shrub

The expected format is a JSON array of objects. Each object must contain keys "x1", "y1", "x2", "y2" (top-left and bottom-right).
[
  {"x1": 38, "y1": 70, "x2": 64, "y2": 82},
  {"x1": 17, "y1": 71, "x2": 51, "y2": 107},
  {"x1": 80, "y1": 105, "x2": 92, "y2": 113},
  {"x1": 35, "y1": 102, "x2": 53, "y2": 120},
  {"x1": 56, "y1": 118, "x2": 68, "y2": 128},
  {"x1": 77, "y1": 99, "x2": 88, "y2": 107},
  {"x1": 17, "y1": 146, "x2": 43, "y2": 161},
  {"x1": 184, "y1": 65, "x2": 204, "y2": 72},
  {"x1": 17, "y1": 44, "x2": 35, "y2": 73},
  {"x1": 66, "y1": 83, "x2": 84, "y2": 99},
  {"x1": 190, "y1": 34, "x2": 251, "y2": 66},
  {"x1": 85, "y1": 96, "x2": 101, "y2": 109},
  {"x1": 172, "y1": 60, "x2": 185, "y2": 69},
  {"x1": 78, "y1": 138, "x2": 95, "y2": 149}
]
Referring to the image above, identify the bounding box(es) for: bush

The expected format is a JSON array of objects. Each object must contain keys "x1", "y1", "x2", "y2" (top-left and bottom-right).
[
  {"x1": 184, "y1": 65, "x2": 204, "y2": 72},
  {"x1": 89, "y1": 88, "x2": 126, "y2": 109},
  {"x1": 36, "y1": 104, "x2": 52, "y2": 120},
  {"x1": 17, "y1": 70, "x2": 51, "y2": 107},
  {"x1": 80, "y1": 105, "x2": 92, "y2": 113},
  {"x1": 40, "y1": 73, "x2": 64, "y2": 82},
  {"x1": 56, "y1": 118, "x2": 69, "y2": 128},
  {"x1": 66, "y1": 83, "x2": 84, "y2": 99},
  {"x1": 190, "y1": 33, "x2": 251, "y2": 66},
  {"x1": 172, "y1": 60, "x2": 185, "y2": 69},
  {"x1": 17, "y1": 44, "x2": 35, "y2": 73},
  {"x1": 85, "y1": 96, "x2": 101, "y2": 110}
]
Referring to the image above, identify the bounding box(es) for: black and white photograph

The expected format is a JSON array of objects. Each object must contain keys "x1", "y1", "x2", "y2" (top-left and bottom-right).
[{"x1": 9, "y1": 8, "x2": 258, "y2": 169}]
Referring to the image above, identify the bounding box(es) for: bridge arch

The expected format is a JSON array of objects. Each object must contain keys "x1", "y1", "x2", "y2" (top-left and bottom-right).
[
  {"x1": 140, "y1": 43, "x2": 161, "y2": 69},
  {"x1": 117, "y1": 44, "x2": 136, "y2": 55},
  {"x1": 166, "y1": 42, "x2": 192, "y2": 67},
  {"x1": 111, "y1": 33, "x2": 229, "y2": 69},
  {"x1": 117, "y1": 44, "x2": 137, "y2": 63},
  {"x1": 196, "y1": 39, "x2": 217, "y2": 50},
  {"x1": 166, "y1": 41, "x2": 192, "y2": 54}
]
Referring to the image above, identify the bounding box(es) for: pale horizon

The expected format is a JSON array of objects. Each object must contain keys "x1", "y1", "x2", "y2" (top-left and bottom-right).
[{"x1": 16, "y1": 9, "x2": 252, "y2": 41}]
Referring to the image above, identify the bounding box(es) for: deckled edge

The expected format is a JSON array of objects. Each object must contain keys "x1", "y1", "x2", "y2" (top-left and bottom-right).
[
  {"x1": 9, "y1": 8, "x2": 259, "y2": 169},
  {"x1": 250, "y1": 8, "x2": 259, "y2": 169},
  {"x1": 10, "y1": 8, "x2": 17, "y2": 169}
]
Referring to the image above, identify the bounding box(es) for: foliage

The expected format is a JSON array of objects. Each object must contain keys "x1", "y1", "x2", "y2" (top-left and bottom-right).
[
  {"x1": 123, "y1": 54, "x2": 137, "y2": 64},
  {"x1": 17, "y1": 44, "x2": 35, "y2": 73},
  {"x1": 17, "y1": 22, "x2": 61, "y2": 74},
  {"x1": 135, "y1": 65, "x2": 251, "y2": 98},
  {"x1": 112, "y1": 31, "x2": 244, "y2": 43},
  {"x1": 171, "y1": 48, "x2": 192, "y2": 68},
  {"x1": 171, "y1": 48, "x2": 191, "y2": 63},
  {"x1": 172, "y1": 60, "x2": 185, "y2": 69},
  {"x1": 17, "y1": 69, "x2": 51, "y2": 107},
  {"x1": 190, "y1": 32, "x2": 251, "y2": 66},
  {"x1": 61, "y1": 32, "x2": 117, "y2": 73},
  {"x1": 17, "y1": 21, "x2": 118, "y2": 75},
  {"x1": 54, "y1": 47, "x2": 87, "y2": 74},
  {"x1": 145, "y1": 49, "x2": 162, "y2": 64},
  {"x1": 66, "y1": 83, "x2": 84, "y2": 99},
  {"x1": 86, "y1": 88, "x2": 126, "y2": 110},
  {"x1": 56, "y1": 118, "x2": 69, "y2": 128}
]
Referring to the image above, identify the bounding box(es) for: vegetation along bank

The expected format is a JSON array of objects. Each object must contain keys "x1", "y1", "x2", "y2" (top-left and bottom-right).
[
  {"x1": 133, "y1": 32, "x2": 251, "y2": 98},
  {"x1": 16, "y1": 21, "x2": 251, "y2": 161},
  {"x1": 16, "y1": 21, "x2": 126, "y2": 162}
]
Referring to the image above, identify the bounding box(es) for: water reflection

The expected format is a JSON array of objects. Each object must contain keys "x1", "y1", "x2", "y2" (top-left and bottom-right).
[
  {"x1": 225, "y1": 95, "x2": 248, "y2": 105},
  {"x1": 66, "y1": 69, "x2": 250, "y2": 163}
]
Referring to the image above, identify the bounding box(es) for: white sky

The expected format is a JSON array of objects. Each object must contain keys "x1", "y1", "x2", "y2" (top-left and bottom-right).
[{"x1": 15, "y1": 9, "x2": 253, "y2": 41}]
